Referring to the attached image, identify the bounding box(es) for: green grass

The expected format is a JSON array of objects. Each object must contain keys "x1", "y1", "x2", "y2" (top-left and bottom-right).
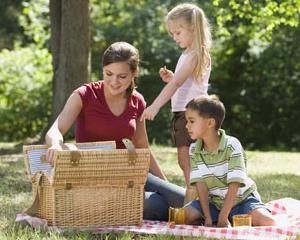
[{"x1": 0, "y1": 143, "x2": 299, "y2": 239}]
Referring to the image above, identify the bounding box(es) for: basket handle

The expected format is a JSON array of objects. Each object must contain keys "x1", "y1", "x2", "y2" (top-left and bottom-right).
[
  {"x1": 24, "y1": 172, "x2": 43, "y2": 216},
  {"x1": 64, "y1": 143, "x2": 78, "y2": 151},
  {"x1": 122, "y1": 138, "x2": 137, "y2": 165}
]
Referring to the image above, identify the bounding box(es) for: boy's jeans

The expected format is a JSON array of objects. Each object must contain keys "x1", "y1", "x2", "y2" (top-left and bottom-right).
[{"x1": 144, "y1": 173, "x2": 185, "y2": 221}]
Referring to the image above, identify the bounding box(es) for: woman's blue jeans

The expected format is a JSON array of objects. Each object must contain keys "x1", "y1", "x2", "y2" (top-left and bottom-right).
[{"x1": 144, "y1": 173, "x2": 185, "y2": 221}]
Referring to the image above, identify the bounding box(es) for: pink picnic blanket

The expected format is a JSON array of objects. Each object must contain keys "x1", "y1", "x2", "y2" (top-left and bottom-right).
[{"x1": 16, "y1": 198, "x2": 300, "y2": 239}]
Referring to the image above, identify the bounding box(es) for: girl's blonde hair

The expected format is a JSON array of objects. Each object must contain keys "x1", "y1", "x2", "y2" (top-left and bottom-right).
[{"x1": 167, "y1": 3, "x2": 212, "y2": 83}]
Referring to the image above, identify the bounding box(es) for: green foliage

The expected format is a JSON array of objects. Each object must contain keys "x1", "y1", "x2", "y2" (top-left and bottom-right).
[
  {"x1": 236, "y1": 26, "x2": 300, "y2": 150},
  {"x1": 18, "y1": 0, "x2": 50, "y2": 48},
  {"x1": 0, "y1": 0, "x2": 51, "y2": 142},
  {"x1": 1, "y1": 0, "x2": 300, "y2": 150},
  {"x1": 0, "y1": 0, "x2": 24, "y2": 50},
  {"x1": 212, "y1": 0, "x2": 300, "y2": 41},
  {"x1": 210, "y1": 1, "x2": 300, "y2": 150},
  {"x1": 0, "y1": 47, "x2": 52, "y2": 141}
]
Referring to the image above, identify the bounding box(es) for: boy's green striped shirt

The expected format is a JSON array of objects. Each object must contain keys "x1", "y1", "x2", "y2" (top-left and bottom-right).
[{"x1": 190, "y1": 129, "x2": 257, "y2": 209}]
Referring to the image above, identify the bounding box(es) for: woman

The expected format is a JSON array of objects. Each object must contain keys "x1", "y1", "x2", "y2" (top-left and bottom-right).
[{"x1": 45, "y1": 41, "x2": 185, "y2": 220}]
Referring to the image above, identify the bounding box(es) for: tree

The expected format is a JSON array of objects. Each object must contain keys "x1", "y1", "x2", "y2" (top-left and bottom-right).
[{"x1": 49, "y1": 0, "x2": 90, "y2": 127}]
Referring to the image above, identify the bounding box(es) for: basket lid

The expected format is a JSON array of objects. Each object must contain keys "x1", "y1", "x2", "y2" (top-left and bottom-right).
[{"x1": 23, "y1": 140, "x2": 150, "y2": 187}]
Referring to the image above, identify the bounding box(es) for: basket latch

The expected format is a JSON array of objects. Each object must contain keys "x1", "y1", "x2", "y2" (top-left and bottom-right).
[
  {"x1": 70, "y1": 151, "x2": 80, "y2": 166},
  {"x1": 122, "y1": 138, "x2": 137, "y2": 166},
  {"x1": 65, "y1": 183, "x2": 72, "y2": 190},
  {"x1": 127, "y1": 180, "x2": 134, "y2": 188},
  {"x1": 65, "y1": 144, "x2": 80, "y2": 166}
]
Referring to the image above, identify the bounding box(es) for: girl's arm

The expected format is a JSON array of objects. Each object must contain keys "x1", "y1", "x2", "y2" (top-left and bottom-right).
[
  {"x1": 45, "y1": 92, "x2": 83, "y2": 164},
  {"x1": 217, "y1": 182, "x2": 240, "y2": 227},
  {"x1": 141, "y1": 53, "x2": 197, "y2": 121},
  {"x1": 132, "y1": 118, "x2": 167, "y2": 180}
]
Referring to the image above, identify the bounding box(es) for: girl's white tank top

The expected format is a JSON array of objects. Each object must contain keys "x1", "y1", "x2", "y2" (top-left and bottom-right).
[{"x1": 171, "y1": 51, "x2": 211, "y2": 112}]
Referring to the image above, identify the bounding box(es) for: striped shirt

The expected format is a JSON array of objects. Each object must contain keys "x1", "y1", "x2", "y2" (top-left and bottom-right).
[{"x1": 189, "y1": 129, "x2": 256, "y2": 209}]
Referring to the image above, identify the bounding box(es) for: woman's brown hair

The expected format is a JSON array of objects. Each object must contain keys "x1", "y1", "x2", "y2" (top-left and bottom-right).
[{"x1": 102, "y1": 42, "x2": 139, "y2": 97}]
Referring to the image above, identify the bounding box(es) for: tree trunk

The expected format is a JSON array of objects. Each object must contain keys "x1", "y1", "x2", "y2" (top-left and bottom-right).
[{"x1": 40, "y1": 0, "x2": 90, "y2": 142}]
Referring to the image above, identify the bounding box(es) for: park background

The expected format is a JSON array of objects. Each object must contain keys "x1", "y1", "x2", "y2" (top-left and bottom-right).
[
  {"x1": 1, "y1": 0, "x2": 300, "y2": 151},
  {"x1": 0, "y1": 1, "x2": 300, "y2": 239}
]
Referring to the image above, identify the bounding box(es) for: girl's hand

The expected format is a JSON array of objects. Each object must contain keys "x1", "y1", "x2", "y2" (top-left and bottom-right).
[
  {"x1": 159, "y1": 66, "x2": 173, "y2": 83},
  {"x1": 140, "y1": 104, "x2": 160, "y2": 121},
  {"x1": 46, "y1": 143, "x2": 63, "y2": 166}
]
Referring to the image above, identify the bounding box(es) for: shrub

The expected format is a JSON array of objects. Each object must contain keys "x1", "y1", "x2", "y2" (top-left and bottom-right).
[{"x1": 0, "y1": 46, "x2": 52, "y2": 141}]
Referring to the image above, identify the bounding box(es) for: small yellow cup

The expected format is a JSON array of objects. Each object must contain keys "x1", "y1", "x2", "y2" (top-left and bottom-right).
[
  {"x1": 168, "y1": 207, "x2": 176, "y2": 224},
  {"x1": 233, "y1": 214, "x2": 252, "y2": 227},
  {"x1": 168, "y1": 207, "x2": 186, "y2": 225}
]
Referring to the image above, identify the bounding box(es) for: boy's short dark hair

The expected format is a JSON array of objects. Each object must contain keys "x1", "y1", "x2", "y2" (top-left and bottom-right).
[{"x1": 186, "y1": 95, "x2": 225, "y2": 130}]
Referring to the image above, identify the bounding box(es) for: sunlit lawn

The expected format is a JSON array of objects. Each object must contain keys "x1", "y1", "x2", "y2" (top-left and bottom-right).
[{"x1": 0, "y1": 143, "x2": 299, "y2": 239}]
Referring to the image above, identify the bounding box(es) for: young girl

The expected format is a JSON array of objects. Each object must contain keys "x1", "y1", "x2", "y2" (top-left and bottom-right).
[{"x1": 141, "y1": 3, "x2": 212, "y2": 188}]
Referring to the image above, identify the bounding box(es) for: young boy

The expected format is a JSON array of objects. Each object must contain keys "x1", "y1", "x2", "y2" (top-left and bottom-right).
[{"x1": 184, "y1": 95, "x2": 276, "y2": 227}]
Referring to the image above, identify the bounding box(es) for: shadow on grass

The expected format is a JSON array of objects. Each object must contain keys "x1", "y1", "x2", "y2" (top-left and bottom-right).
[
  {"x1": 3, "y1": 223, "x2": 182, "y2": 240},
  {"x1": 0, "y1": 143, "x2": 23, "y2": 155},
  {"x1": 0, "y1": 159, "x2": 31, "y2": 196}
]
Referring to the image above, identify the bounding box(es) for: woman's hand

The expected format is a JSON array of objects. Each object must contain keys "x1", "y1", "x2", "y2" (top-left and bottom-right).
[
  {"x1": 46, "y1": 143, "x2": 63, "y2": 166},
  {"x1": 159, "y1": 66, "x2": 173, "y2": 83}
]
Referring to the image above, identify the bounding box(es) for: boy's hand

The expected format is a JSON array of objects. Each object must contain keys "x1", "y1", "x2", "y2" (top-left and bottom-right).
[
  {"x1": 216, "y1": 182, "x2": 239, "y2": 227},
  {"x1": 204, "y1": 216, "x2": 213, "y2": 227},
  {"x1": 217, "y1": 212, "x2": 231, "y2": 228},
  {"x1": 159, "y1": 65, "x2": 173, "y2": 83},
  {"x1": 140, "y1": 104, "x2": 160, "y2": 121}
]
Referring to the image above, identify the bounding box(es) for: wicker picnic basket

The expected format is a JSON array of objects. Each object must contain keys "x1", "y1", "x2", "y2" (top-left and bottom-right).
[{"x1": 23, "y1": 140, "x2": 150, "y2": 228}]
